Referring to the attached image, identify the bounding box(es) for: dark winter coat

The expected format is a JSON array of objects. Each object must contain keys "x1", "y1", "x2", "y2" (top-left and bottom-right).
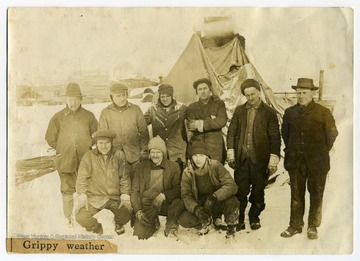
[
  {"x1": 282, "y1": 100, "x2": 338, "y2": 175},
  {"x1": 131, "y1": 158, "x2": 181, "y2": 214},
  {"x1": 227, "y1": 101, "x2": 281, "y2": 168},
  {"x1": 181, "y1": 159, "x2": 238, "y2": 213},
  {"x1": 186, "y1": 95, "x2": 227, "y2": 163},
  {"x1": 144, "y1": 99, "x2": 188, "y2": 162},
  {"x1": 45, "y1": 106, "x2": 98, "y2": 173},
  {"x1": 98, "y1": 102, "x2": 149, "y2": 164}
]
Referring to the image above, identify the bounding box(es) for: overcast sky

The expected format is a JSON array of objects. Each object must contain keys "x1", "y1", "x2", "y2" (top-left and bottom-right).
[{"x1": 8, "y1": 7, "x2": 353, "y2": 96}]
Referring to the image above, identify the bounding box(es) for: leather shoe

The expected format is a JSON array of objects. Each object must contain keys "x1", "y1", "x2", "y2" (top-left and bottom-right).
[
  {"x1": 280, "y1": 226, "x2": 302, "y2": 238},
  {"x1": 250, "y1": 222, "x2": 261, "y2": 230},
  {"x1": 236, "y1": 222, "x2": 245, "y2": 231},
  {"x1": 307, "y1": 227, "x2": 318, "y2": 239}
]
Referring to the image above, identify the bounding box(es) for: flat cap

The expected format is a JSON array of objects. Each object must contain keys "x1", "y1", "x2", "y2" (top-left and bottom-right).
[
  {"x1": 240, "y1": 79, "x2": 260, "y2": 95},
  {"x1": 110, "y1": 83, "x2": 128, "y2": 93},
  {"x1": 193, "y1": 78, "x2": 212, "y2": 89},
  {"x1": 92, "y1": 130, "x2": 116, "y2": 140}
]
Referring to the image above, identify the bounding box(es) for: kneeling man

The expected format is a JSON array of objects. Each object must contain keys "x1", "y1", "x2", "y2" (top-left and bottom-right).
[
  {"x1": 131, "y1": 136, "x2": 185, "y2": 239},
  {"x1": 179, "y1": 141, "x2": 239, "y2": 238},
  {"x1": 75, "y1": 130, "x2": 132, "y2": 235}
]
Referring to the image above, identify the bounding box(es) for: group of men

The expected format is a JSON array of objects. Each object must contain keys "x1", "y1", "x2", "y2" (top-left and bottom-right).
[{"x1": 45, "y1": 76, "x2": 338, "y2": 240}]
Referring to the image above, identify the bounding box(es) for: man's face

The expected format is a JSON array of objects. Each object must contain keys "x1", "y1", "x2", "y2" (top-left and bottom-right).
[
  {"x1": 196, "y1": 83, "x2": 212, "y2": 101},
  {"x1": 112, "y1": 91, "x2": 128, "y2": 107},
  {"x1": 96, "y1": 139, "x2": 112, "y2": 155},
  {"x1": 150, "y1": 149, "x2": 163, "y2": 165},
  {"x1": 244, "y1": 87, "x2": 261, "y2": 106},
  {"x1": 192, "y1": 154, "x2": 207, "y2": 168},
  {"x1": 66, "y1": 97, "x2": 82, "y2": 111},
  {"x1": 159, "y1": 94, "x2": 172, "y2": 107},
  {"x1": 296, "y1": 87, "x2": 315, "y2": 106}
]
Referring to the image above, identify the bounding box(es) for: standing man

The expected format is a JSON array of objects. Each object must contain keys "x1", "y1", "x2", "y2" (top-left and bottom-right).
[
  {"x1": 179, "y1": 141, "x2": 239, "y2": 238},
  {"x1": 227, "y1": 78, "x2": 281, "y2": 231},
  {"x1": 280, "y1": 78, "x2": 338, "y2": 240},
  {"x1": 45, "y1": 83, "x2": 98, "y2": 226},
  {"x1": 75, "y1": 130, "x2": 132, "y2": 235},
  {"x1": 98, "y1": 83, "x2": 149, "y2": 170},
  {"x1": 131, "y1": 136, "x2": 185, "y2": 239},
  {"x1": 144, "y1": 84, "x2": 188, "y2": 171},
  {"x1": 186, "y1": 78, "x2": 227, "y2": 164}
]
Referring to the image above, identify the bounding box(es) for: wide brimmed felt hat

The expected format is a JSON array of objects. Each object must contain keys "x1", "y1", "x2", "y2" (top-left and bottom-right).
[
  {"x1": 291, "y1": 78, "x2": 318, "y2": 90},
  {"x1": 190, "y1": 141, "x2": 210, "y2": 157},
  {"x1": 64, "y1": 83, "x2": 84, "y2": 97},
  {"x1": 148, "y1": 136, "x2": 167, "y2": 156},
  {"x1": 110, "y1": 83, "x2": 128, "y2": 93},
  {"x1": 158, "y1": 84, "x2": 174, "y2": 95},
  {"x1": 240, "y1": 79, "x2": 260, "y2": 95},
  {"x1": 92, "y1": 130, "x2": 116, "y2": 140},
  {"x1": 193, "y1": 78, "x2": 212, "y2": 89}
]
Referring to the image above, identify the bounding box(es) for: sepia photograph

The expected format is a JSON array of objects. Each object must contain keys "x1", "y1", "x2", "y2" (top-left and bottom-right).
[{"x1": 5, "y1": 3, "x2": 356, "y2": 256}]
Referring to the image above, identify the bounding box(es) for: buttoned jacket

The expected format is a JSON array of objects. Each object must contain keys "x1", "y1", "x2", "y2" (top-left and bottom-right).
[
  {"x1": 282, "y1": 101, "x2": 338, "y2": 174},
  {"x1": 227, "y1": 101, "x2": 281, "y2": 168},
  {"x1": 144, "y1": 99, "x2": 187, "y2": 162},
  {"x1": 45, "y1": 106, "x2": 98, "y2": 172},
  {"x1": 98, "y1": 102, "x2": 149, "y2": 163}
]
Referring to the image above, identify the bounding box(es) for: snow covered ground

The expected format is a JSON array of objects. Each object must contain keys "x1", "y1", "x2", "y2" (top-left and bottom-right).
[{"x1": 7, "y1": 99, "x2": 353, "y2": 254}]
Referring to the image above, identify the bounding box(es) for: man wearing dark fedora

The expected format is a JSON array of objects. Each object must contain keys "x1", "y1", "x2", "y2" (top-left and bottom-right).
[
  {"x1": 98, "y1": 83, "x2": 149, "y2": 172},
  {"x1": 45, "y1": 82, "x2": 98, "y2": 226},
  {"x1": 144, "y1": 84, "x2": 188, "y2": 172},
  {"x1": 186, "y1": 78, "x2": 227, "y2": 164},
  {"x1": 280, "y1": 78, "x2": 338, "y2": 240},
  {"x1": 227, "y1": 78, "x2": 281, "y2": 231}
]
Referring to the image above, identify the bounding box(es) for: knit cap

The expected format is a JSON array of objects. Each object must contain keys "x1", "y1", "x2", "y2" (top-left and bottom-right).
[
  {"x1": 148, "y1": 136, "x2": 167, "y2": 156},
  {"x1": 190, "y1": 141, "x2": 210, "y2": 157}
]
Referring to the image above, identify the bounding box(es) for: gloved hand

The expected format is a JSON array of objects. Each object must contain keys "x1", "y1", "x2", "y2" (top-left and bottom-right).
[
  {"x1": 152, "y1": 193, "x2": 166, "y2": 211},
  {"x1": 187, "y1": 120, "x2": 204, "y2": 132},
  {"x1": 75, "y1": 193, "x2": 88, "y2": 213},
  {"x1": 267, "y1": 165, "x2": 278, "y2": 177},
  {"x1": 194, "y1": 205, "x2": 212, "y2": 226},
  {"x1": 204, "y1": 194, "x2": 217, "y2": 212},
  {"x1": 136, "y1": 210, "x2": 151, "y2": 226},
  {"x1": 267, "y1": 154, "x2": 280, "y2": 178},
  {"x1": 227, "y1": 149, "x2": 236, "y2": 169},
  {"x1": 119, "y1": 194, "x2": 133, "y2": 212},
  {"x1": 140, "y1": 151, "x2": 149, "y2": 161}
]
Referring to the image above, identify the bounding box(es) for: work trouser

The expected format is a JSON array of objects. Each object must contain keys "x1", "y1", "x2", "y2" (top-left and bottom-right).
[
  {"x1": 133, "y1": 198, "x2": 185, "y2": 240},
  {"x1": 76, "y1": 199, "x2": 131, "y2": 233},
  {"x1": 59, "y1": 171, "x2": 77, "y2": 220},
  {"x1": 234, "y1": 158, "x2": 267, "y2": 224},
  {"x1": 178, "y1": 196, "x2": 239, "y2": 228},
  {"x1": 288, "y1": 161, "x2": 327, "y2": 229}
]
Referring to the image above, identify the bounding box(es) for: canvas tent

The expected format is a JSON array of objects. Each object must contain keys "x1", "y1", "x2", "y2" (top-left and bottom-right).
[{"x1": 163, "y1": 33, "x2": 291, "y2": 117}]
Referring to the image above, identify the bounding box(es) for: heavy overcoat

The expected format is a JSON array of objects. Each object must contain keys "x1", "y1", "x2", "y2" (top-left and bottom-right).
[
  {"x1": 186, "y1": 95, "x2": 227, "y2": 163},
  {"x1": 45, "y1": 106, "x2": 98, "y2": 172},
  {"x1": 144, "y1": 99, "x2": 187, "y2": 162},
  {"x1": 282, "y1": 101, "x2": 338, "y2": 175},
  {"x1": 98, "y1": 102, "x2": 149, "y2": 164},
  {"x1": 131, "y1": 158, "x2": 181, "y2": 214}
]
